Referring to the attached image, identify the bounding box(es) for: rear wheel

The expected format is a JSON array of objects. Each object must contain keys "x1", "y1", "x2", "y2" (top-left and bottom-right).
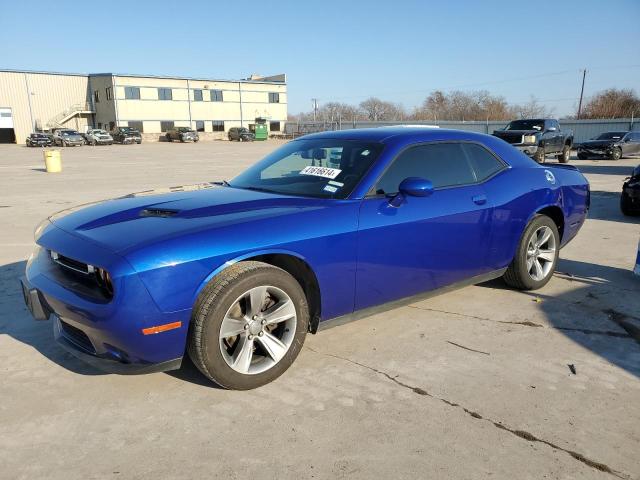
[
  {"x1": 557, "y1": 144, "x2": 570, "y2": 163},
  {"x1": 621, "y1": 191, "x2": 638, "y2": 216},
  {"x1": 610, "y1": 147, "x2": 622, "y2": 161},
  {"x1": 533, "y1": 147, "x2": 545, "y2": 163},
  {"x1": 503, "y1": 215, "x2": 559, "y2": 290},
  {"x1": 188, "y1": 261, "x2": 309, "y2": 390},
  {"x1": 166, "y1": 134, "x2": 172, "y2": 142}
]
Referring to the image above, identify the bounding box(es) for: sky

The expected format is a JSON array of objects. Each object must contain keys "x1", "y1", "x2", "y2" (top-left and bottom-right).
[{"x1": 1, "y1": 0, "x2": 639, "y2": 117}]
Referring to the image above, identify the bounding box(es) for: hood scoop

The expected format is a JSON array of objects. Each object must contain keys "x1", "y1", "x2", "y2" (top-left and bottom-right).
[{"x1": 140, "y1": 208, "x2": 179, "y2": 218}]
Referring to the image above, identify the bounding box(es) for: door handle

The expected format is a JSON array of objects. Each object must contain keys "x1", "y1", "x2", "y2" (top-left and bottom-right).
[{"x1": 472, "y1": 194, "x2": 487, "y2": 205}]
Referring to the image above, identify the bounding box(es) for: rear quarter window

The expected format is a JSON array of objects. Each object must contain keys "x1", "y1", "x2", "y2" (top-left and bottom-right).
[{"x1": 462, "y1": 143, "x2": 506, "y2": 182}]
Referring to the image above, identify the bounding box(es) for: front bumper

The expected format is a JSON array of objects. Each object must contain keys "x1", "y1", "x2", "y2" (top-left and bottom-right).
[
  {"x1": 577, "y1": 147, "x2": 611, "y2": 157},
  {"x1": 63, "y1": 139, "x2": 85, "y2": 146},
  {"x1": 22, "y1": 228, "x2": 187, "y2": 374},
  {"x1": 514, "y1": 144, "x2": 539, "y2": 156}
]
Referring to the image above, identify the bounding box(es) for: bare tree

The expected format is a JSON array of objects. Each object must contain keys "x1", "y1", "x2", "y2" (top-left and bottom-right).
[
  {"x1": 413, "y1": 90, "x2": 511, "y2": 121},
  {"x1": 509, "y1": 96, "x2": 553, "y2": 119},
  {"x1": 359, "y1": 97, "x2": 406, "y2": 121},
  {"x1": 319, "y1": 102, "x2": 361, "y2": 122},
  {"x1": 580, "y1": 88, "x2": 640, "y2": 119}
]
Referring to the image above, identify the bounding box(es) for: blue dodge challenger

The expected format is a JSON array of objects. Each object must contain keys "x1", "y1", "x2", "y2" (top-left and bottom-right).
[{"x1": 21, "y1": 128, "x2": 589, "y2": 389}]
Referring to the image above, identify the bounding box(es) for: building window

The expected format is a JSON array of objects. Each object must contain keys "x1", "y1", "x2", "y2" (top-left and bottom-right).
[
  {"x1": 160, "y1": 121, "x2": 174, "y2": 132},
  {"x1": 195, "y1": 120, "x2": 205, "y2": 132},
  {"x1": 128, "y1": 121, "x2": 144, "y2": 132},
  {"x1": 158, "y1": 88, "x2": 173, "y2": 101},
  {"x1": 194, "y1": 89, "x2": 203, "y2": 102},
  {"x1": 106, "y1": 87, "x2": 113, "y2": 100},
  {"x1": 125, "y1": 86, "x2": 140, "y2": 100},
  {"x1": 212, "y1": 121, "x2": 224, "y2": 131},
  {"x1": 97, "y1": 123, "x2": 102, "y2": 129},
  {"x1": 210, "y1": 90, "x2": 223, "y2": 102},
  {"x1": 94, "y1": 90, "x2": 100, "y2": 103},
  {"x1": 269, "y1": 121, "x2": 280, "y2": 132},
  {"x1": 268, "y1": 92, "x2": 280, "y2": 103}
]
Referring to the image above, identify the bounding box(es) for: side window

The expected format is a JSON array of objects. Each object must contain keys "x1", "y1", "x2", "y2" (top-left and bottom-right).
[
  {"x1": 375, "y1": 143, "x2": 475, "y2": 195},
  {"x1": 630, "y1": 133, "x2": 640, "y2": 142},
  {"x1": 462, "y1": 143, "x2": 505, "y2": 182}
]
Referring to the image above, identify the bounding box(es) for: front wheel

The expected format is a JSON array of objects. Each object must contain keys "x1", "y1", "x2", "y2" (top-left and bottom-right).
[
  {"x1": 621, "y1": 191, "x2": 639, "y2": 216},
  {"x1": 188, "y1": 261, "x2": 309, "y2": 390},
  {"x1": 533, "y1": 147, "x2": 545, "y2": 163},
  {"x1": 503, "y1": 215, "x2": 559, "y2": 290},
  {"x1": 610, "y1": 147, "x2": 622, "y2": 161},
  {"x1": 557, "y1": 145, "x2": 570, "y2": 163}
]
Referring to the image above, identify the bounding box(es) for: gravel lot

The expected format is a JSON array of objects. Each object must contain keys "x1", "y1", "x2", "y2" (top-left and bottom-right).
[{"x1": 1, "y1": 141, "x2": 639, "y2": 480}]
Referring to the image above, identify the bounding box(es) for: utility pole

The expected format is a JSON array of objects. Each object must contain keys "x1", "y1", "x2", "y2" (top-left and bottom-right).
[
  {"x1": 577, "y1": 69, "x2": 587, "y2": 119},
  {"x1": 311, "y1": 98, "x2": 318, "y2": 122}
]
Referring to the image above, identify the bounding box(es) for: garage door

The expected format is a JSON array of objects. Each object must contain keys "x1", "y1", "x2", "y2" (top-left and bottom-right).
[{"x1": 0, "y1": 108, "x2": 16, "y2": 143}]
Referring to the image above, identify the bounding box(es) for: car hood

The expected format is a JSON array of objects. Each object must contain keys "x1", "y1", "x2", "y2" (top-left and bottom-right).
[
  {"x1": 48, "y1": 185, "x2": 328, "y2": 254},
  {"x1": 494, "y1": 129, "x2": 540, "y2": 136},
  {"x1": 579, "y1": 140, "x2": 618, "y2": 148}
]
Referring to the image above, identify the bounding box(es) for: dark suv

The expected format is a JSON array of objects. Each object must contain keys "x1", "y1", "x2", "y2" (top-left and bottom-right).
[
  {"x1": 112, "y1": 127, "x2": 142, "y2": 144},
  {"x1": 228, "y1": 127, "x2": 255, "y2": 142},
  {"x1": 166, "y1": 127, "x2": 199, "y2": 143},
  {"x1": 26, "y1": 133, "x2": 53, "y2": 147}
]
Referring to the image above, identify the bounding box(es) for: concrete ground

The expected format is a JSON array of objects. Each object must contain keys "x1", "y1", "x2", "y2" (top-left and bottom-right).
[{"x1": 0, "y1": 142, "x2": 639, "y2": 480}]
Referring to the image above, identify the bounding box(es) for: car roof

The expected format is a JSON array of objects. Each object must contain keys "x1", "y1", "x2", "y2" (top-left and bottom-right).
[{"x1": 298, "y1": 127, "x2": 495, "y2": 144}]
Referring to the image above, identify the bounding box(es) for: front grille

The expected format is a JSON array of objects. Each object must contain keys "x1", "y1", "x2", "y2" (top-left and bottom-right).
[
  {"x1": 50, "y1": 251, "x2": 93, "y2": 275},
  {"x1": 60, "y1": 320, "x2": 95, "y2": 353},
  {"x1": 497, "y1": 133, "x2": 524, "y2": 144}
]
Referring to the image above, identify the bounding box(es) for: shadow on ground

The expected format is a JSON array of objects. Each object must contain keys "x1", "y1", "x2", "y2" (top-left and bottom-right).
[
  {"x1": 574, "y1": 164, "x2": 637, "y2": 176},
  {"x1": 587, "y1": 190, "x2": 640, "y2": 224}
]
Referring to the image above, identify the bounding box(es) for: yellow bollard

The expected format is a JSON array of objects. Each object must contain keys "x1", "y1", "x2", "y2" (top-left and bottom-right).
[{"x1": 43, "y1": 149, "x2": 62, "y2": 173}]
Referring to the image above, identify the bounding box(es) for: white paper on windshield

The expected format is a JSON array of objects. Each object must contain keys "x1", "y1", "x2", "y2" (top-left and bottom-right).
[{"x1": 299, "y1": 166, "x2": 342, "y2": 179}]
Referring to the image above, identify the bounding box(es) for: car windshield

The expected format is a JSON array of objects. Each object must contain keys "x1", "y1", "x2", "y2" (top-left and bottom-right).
[
  {"x1": 176, "y1": 127, "x2": 191, "y2": 132},
  {"x1": 94, "y1": 130, "x2": 108, "y2": 134},
  {"x1": 505, "y1": 120, "x2": 544, "y2": 131},
  {"x1": 595, "y1": 132, "x2": 626, "y2": 140},
  {"x1": 61, "y1": 130, "x2": 77, "y2": 135},
  {"x1": 121, "y1": 127, "x2": 137, "y2": 133},
  {"x1": 229, "y1": 139, "x2": 384, "y2": 199}
]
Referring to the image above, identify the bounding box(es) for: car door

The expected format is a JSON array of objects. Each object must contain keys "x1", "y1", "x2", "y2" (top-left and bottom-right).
[
  {"x1": 547, "y1": 120, "x2": 561, "y2": 152},
  {"x1": 354, "y1": 142, "x2": 495, "y2": 311},
  {"x1": 624, "y1": 132, "x2": 640, "y2": 155}
]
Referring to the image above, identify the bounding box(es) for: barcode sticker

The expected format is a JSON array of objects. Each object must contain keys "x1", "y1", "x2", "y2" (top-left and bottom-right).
[{"x1": 299, "y1": 166, "x2": 342, "y2": 179}]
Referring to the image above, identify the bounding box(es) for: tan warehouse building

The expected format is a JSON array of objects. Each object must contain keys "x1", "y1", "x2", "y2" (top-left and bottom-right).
[{"x1": 0, "y1": 69, "x2": 287, "y2": 143}]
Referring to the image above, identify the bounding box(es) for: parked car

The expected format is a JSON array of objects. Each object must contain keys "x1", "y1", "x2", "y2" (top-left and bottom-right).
[
  {"x1": 84, "y1": 129, "x2": 113, "y2": 146},
  {"x1": 493, "y1": 119, "x2": 573, "y2": 163},
  {"x1": 166, "y1": 127, "x2": 199, "y2": 143},
  {"x1": 228, "y1": 127, "x2": 255, "y2": 142},
  {"x1": 53, "y1": 129, "x2": 85, "y2": 147},
  {"x1": 577, "y1": 131, "x2": 640, "y2": 160},
  {"x1": 21, "y1": 128, "x2": 589, "y2": 389},
  {"x1": 25, "y1": 132, "x2": 53, "y2": 147},
  {"x1": 621, "y1": 164, "x2": 640, "y2": 216},
  {"x1": 112, "y1": 127, "x2": 142, "y2": 144}
]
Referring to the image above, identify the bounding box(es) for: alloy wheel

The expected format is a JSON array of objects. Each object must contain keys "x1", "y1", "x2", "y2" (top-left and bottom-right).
[
  {"x1": 219, "y1": 285, "x2": 297, "y2": 375},
  {"x1": 526, "y1": 226, "x2": 556, "y2": 281}
]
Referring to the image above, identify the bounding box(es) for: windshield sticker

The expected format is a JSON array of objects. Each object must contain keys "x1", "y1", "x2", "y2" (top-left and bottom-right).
[
  {"x1": 300, "y1": 166, "x2": 342, "y2": 179},
  {"x1": 328, "y1": 180, "x2": 344, "y2": 187},
  {"x1": 323, "y1": 185, "x2": 338, "y2": 193}
]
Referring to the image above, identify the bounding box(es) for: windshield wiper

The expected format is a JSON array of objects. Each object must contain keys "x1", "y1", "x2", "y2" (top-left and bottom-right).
[
  {"x1": 213, "y1": 180, "x2": 231, "y2": 187},
  {"x1": 238, "y1": 185, "x2": 278, "y2": 194}
]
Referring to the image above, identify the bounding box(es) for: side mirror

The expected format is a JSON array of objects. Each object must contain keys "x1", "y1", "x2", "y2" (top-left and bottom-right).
[{"x1": 389, "y1": 177, "x2": 434, "y2": 207}]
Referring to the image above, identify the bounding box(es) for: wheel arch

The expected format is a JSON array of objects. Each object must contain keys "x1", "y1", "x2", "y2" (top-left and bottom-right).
[
  {"x1": 193, "y1": 249, "x2": 322, "y2": 334},
  {"x1": 534, "y1": 205, "x2": 565, "y2": 241}
]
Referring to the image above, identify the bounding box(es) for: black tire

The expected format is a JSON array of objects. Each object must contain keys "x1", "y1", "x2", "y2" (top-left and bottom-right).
[
  {"x1": 620, "y1": 191, "x2": 639, "y2": 216},
  {"x1": 194, "y1": 138, "x2": 199, "y2": 143},
  {"x1": 557, "y1": 144, "x2": 570, "y2": 163},
  {"x1": 188, "y1": 261, "x2": 309, "y2": 390},
  {"x1": 577, "y1": 153, "x2": 588, "y2": 160},
  {"x1": 136, "y1": 140, "x2": 141, "y2": 144},
  {"x1": 166, "y1": 134, "x2": 172, "y2": 142},
  {"x1": 180, "y1": 136, "x2": 185, "y2": 143},
  {"x1": 503, "y1": 215, "x2": 560, "y2": 290},
  {"x1": 91, "y1": 139, "x2": 97, "y2": 146},
  {"x1": 610, "y1": 147, "x2": 622, "y2": 161},
  {"x1": 533, "y1": 146, "x2": 545, "y2": 163}
]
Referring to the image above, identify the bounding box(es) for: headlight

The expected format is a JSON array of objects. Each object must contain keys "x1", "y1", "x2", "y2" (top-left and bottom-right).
[
  {"x1": 95, "y1": 268, "x2": 114, "y2": 296},
  {"x1": 34, "y1": 218, "x2": 51, "y2": 241},
  {"x1": 523, "y1": 135, "x2": 537, "y2": 144}
]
